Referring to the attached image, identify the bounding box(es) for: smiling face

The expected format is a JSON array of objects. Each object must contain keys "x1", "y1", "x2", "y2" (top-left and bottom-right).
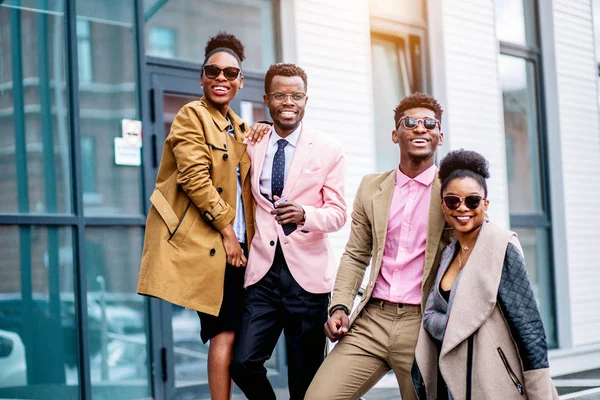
[
  {"x1": 264, "y1": 75, "x2": 307, "y2": 137},
  {"x1": 201, "y1": 51, "x2": 243, "y2": 114},
  {"x1": 393, "y1": 107, "x2": 443, "y2": 164},
  {"x1": 442, "y1": 177, "x2": 489, "y2": 235}
]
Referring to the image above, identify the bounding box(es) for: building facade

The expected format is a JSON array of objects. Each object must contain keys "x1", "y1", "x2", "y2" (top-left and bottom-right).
[{"x1": 0, "y1": 0, "x2": 598, "y2": 398}]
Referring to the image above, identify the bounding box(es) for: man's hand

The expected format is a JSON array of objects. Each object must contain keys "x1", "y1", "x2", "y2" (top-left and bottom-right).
[
  {"x1": 324, "y1": 309, "x2": 350, "y2": 342},
  {"x1": 271, "y1": 195, "x2": 305, "y2": 225},
  {"x1": 244, "y1": 122, "x2": 271, "y2": 145},
  {"x1": 220, "y1": 225, "x2": 247, "y2": 267}
]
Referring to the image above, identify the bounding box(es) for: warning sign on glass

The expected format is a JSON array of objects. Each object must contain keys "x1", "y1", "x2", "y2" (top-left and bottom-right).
[{"x1": 121, "y1": 119, "x2": 142, "y2": 148}]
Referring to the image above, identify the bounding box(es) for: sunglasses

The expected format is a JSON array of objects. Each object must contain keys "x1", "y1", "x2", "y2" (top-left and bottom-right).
[
  {"x1": 398, "y1": 116, "x2": 440, "y2": 130},
  {"x1": 203, "y1": 64, "x2": 241, "y2": 81},
  {"x1": 267, "y1": 91, "x2": 307, "y2": 103},
  {"x1": 442, "y1": 195, "x2": 485, "y2": 210}
]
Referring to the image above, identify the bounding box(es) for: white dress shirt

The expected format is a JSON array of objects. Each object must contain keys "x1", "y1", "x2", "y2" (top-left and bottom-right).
[
  {"x1": 226, "y1": 119, "x2": 246, "y2": 243},
  {"x1": 259, "y1": 124, "x2": 302, "y2": 200}
]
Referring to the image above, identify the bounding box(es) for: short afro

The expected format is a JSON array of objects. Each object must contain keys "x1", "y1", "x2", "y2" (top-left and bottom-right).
[
  {"x1": 264, "y1": 63, "x2": 308, "y2": 93},
  {"x1": 394, "y1": 92, "x2": 443, "y2": 127},
  {"x1": 203, "y1": 31, "x2": 245, "y2": 68},
  {"x1": 439, "y1": 149, "x2": 490, "y2": 197}
]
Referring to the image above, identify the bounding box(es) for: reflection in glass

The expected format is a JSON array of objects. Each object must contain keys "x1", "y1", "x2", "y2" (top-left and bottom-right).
[
  {"x1": 495, "y1": 0, "x2": 536, "y2": 46},
  {"x1": 0, "y1": 226, "x2": 79, "y2": 399},
  {"x1": 144, "y1": 0, "x2": 277, "y2": 71},
  {"x1": 0, "y1": 4, "x2": 72, "y2": 214},
  {"x1": 85, "y1": 227, "x2": 149, "y2": 399},
  {"x1": 498, "y1": 55, "x2": 544, "y2": 214},
  {"x1": 240, "y1": 101, "x2": 266, "y2": 126},
  {"x1": 513, "y1": 228, "x2": 556, "y2": 347},
  {"x1": 76, "y1": 1, "x2": 142, "y2": 216},
  {"x1": 370, "y1": 35, "x2": 413, "y2": 172}
]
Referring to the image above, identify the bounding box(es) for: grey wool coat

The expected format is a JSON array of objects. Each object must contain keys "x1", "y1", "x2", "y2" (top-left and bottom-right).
[{"x1": 412, "y1": 221, "x2": 559, "y2": 400}]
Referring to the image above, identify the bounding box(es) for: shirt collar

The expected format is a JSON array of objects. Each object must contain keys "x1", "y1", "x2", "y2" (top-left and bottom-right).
[
  {"x1": 269, "y1": 123, "x2": 302, "y2": 148},
  {"x1": 396, "y1": 164, "x2": 437, "y2": 188}
]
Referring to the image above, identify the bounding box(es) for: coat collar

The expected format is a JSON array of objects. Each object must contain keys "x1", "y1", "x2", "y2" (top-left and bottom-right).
[
  {"x1": 199, "y1": 96, "x2": 248, "y2": 134},
  {"x1": 440, "y1": 221, "x2": 516, "y2": 357}
]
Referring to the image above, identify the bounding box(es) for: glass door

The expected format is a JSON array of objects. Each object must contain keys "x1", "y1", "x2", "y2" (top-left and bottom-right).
[{"x1": 146, "y1": 60, "x2": 286, "y2": 399}]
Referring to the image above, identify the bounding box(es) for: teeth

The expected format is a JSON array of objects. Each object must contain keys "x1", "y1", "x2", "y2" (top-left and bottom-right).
[
  {"x1": 412, "y1": 139, "x2": 427, "y2": 143},
  {"x1": 457, "y1": 217, "x2": 471, "y2": 221},
  {"x1": 281, "y1": 111, "x2": 295, "y2": 117},
  {"x1": 214, "y1": 87, "x2": 227, "y2": 92}
]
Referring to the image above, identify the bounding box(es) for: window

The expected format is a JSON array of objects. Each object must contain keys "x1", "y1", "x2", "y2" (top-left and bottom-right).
[
  {"x1": 495, "y1": 0, "x2": 556, "y2": 347},
  {"x1": 370, "y1": 33, "x2": 424, "y2": 172},
  {"x1": 77, "y1": 19, "x2": 93, "y2": 83},
  {"x1": 144, "y1": 0, "x2": 278, "y2": 71},
  {"x1": 147, "y1": 27, "x2": 176, "y2": 58}
]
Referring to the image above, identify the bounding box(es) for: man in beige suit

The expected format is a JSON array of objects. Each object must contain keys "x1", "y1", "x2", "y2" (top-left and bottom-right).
[{"x1": 305, "y1": 93, "x2": 450, "y2": 400}]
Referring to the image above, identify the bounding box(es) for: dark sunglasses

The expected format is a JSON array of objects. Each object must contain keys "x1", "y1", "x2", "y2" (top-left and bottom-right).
[
  {"x1": 203, "y1": 64, "x2": 241, "y2": 81},
  {"x1": 443, "y1": 195, "x2": 485, "y2": 210},
  {"x1": 398, "y1": 116, "x2": 440, "y2": 130}
]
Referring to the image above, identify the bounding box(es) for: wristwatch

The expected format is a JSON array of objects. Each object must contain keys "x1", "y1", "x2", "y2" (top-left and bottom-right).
[{"x1": 329, "y1": 304, "x2": 349, "y2": 317}]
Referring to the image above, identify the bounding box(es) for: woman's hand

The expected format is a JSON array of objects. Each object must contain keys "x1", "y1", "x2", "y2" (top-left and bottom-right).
[
  {"x1": 244, "y1": 122, "x2": 272, "y2": 145},
  {"x1": 220, "y1": 225, "x2": 247, "y2": 267}
]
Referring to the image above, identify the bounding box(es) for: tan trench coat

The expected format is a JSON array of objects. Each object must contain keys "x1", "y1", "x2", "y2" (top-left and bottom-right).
[
  {"x1": 137, "y1": 97, "x2": 254, "y2": 316},
  {"x1": 414, "y1": 221, "x2": 559, "y2": 400}
]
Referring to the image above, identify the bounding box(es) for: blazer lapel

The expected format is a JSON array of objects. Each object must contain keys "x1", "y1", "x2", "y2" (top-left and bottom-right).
[
  {"x1": 371, "y1": 170, "x2": 396, "y2": 275},
  {"x1": 422, "y1": 175, "x2": 446, "y2": 293},
  {"x1": 440, "y1": 221, "x2": 514, "y2": 357},
  {"x1": 282, "y1": 127, "x2": 313, "y2": 198},
  {"x1": 252, "y1": 136, "x2": 272, "y2": 210}
]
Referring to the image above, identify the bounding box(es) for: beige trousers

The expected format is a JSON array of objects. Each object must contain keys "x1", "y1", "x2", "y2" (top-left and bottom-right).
[{"x1": 305, "y1": 299, "x2": 421, "y2": 400}]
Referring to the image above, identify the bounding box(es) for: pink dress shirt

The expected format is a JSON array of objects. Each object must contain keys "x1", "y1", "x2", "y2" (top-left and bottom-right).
[{"x1": 371, "y1": 165, "x2": 436, "y2": 305}]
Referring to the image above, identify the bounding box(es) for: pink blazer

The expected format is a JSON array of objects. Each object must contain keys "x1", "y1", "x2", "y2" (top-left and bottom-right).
[{"x1": 245, "y1": 127, "x2": 347, "y2": 294}]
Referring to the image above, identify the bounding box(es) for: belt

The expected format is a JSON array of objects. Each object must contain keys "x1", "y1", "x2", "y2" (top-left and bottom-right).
[{"x1": 368, "y1": 297, "x2": 421, "y2": 313}]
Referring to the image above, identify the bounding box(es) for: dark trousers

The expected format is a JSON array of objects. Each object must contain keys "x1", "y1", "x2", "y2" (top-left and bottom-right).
[{"x1": 230, "y1": 242, "x2": 329, "y2": 400}]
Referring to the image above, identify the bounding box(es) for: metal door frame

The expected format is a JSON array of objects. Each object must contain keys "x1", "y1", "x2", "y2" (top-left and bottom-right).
[{"x1": 143, "y1": 57, "x2": 288, "y2": 399}]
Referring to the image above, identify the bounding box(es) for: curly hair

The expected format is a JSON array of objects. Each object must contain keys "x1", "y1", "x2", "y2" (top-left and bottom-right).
[
  {"x1": 203, "y1": 31, "x2": 245, "y2": 69},
  {"x1": 264, "y1": 63, "x2": 308, "y2": 93},
  {"x1": 439, "y1": 149, "x2": 490, "y2": 197},
  {"x1": 393, "y1": 92, "x2": 443, "y2": 127}
]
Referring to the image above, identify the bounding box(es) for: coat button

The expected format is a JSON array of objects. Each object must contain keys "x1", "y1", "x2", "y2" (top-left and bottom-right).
[
  {"x1": 269, "y1": 240, "x2": 275, "y2": 246},
  {"x1": 217, "y1": 187, "x2": 223, "y2": 194},
  {"x1": 223, "y1": 143, "x2": 228, "y2": 149},
  {"x1": 223, "y1": 153, "x2": 228, "y2": 161},
  {"x1": 210, "y1": 249, "x2": 216, "y2": 256}
]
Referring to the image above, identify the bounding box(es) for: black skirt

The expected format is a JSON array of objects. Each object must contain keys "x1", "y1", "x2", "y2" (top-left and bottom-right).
[{"x1": 197, "y1": 243, "x2": 247, "y2": 343}]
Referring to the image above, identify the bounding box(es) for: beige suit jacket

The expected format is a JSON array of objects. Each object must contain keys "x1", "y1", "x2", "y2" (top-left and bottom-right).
[{"x1": 330, "y1": 168, "x2": 448, "y2": 325}]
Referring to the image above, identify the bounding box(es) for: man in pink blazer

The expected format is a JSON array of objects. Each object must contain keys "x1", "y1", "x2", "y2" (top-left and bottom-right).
[{"x1": 229, "y1": 63, "x2": 346, "y2": 400}]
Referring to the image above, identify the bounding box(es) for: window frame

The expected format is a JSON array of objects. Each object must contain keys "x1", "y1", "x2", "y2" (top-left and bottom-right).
[{"x1": 497, "y1": 0, "x2": 557, "y2": 348}]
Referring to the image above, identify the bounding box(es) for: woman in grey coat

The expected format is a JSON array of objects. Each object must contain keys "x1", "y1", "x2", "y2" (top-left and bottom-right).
[{"x1": 411, "y1": 149, "x2": 558, "y2": 400}]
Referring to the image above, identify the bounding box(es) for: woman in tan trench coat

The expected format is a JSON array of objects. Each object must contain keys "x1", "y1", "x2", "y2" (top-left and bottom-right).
[
  {"x1": 137, "y1": 32, "x2": 267, "y2": 399},
  {"x1": 412, "y1": 150, "x2": 558, "y2": 400}
]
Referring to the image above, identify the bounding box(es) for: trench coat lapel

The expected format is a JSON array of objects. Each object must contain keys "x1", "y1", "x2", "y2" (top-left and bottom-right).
[{"x1": 440, "y1": 221, "x2": 514, "y2": 357}]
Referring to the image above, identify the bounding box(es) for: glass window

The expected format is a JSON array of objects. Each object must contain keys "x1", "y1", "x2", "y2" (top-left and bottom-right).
[
  {"x1": 370, "y1": 34, "x2": 422, "y2": 172},
  {"x1": 495, "y1": 0, "x2": 537, "y2": 46},
  {"x1": 498, "y1": 55, "x2": 544, "y2": 214},
  {"x1": 0, "y1": 226, "x2": 79, "y2": 399},
  {"x1": 77, "y1": 20, "x2": 93, "y2": 83},
  {"x1": 76, "y1": 1, "x2": 143, "y2": 216},
  {"x1": 148, "y1": 27, "x2": 176, "y2": 58},
  {"x1": 84, "y1": 227, "x2": 149, "y2": 399},
  {"x1": 369, "y1": 0, "x2": 424, "y2": 23},
  {"x1": 0, "y1": 3, "x2": 73, "y2": 214},
  {"x1": 144, "y1": 0, "x2": 277, "y2": 72},
  {"x1": 513, "y1": 227, "x2": 556, "y2": 348}
]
